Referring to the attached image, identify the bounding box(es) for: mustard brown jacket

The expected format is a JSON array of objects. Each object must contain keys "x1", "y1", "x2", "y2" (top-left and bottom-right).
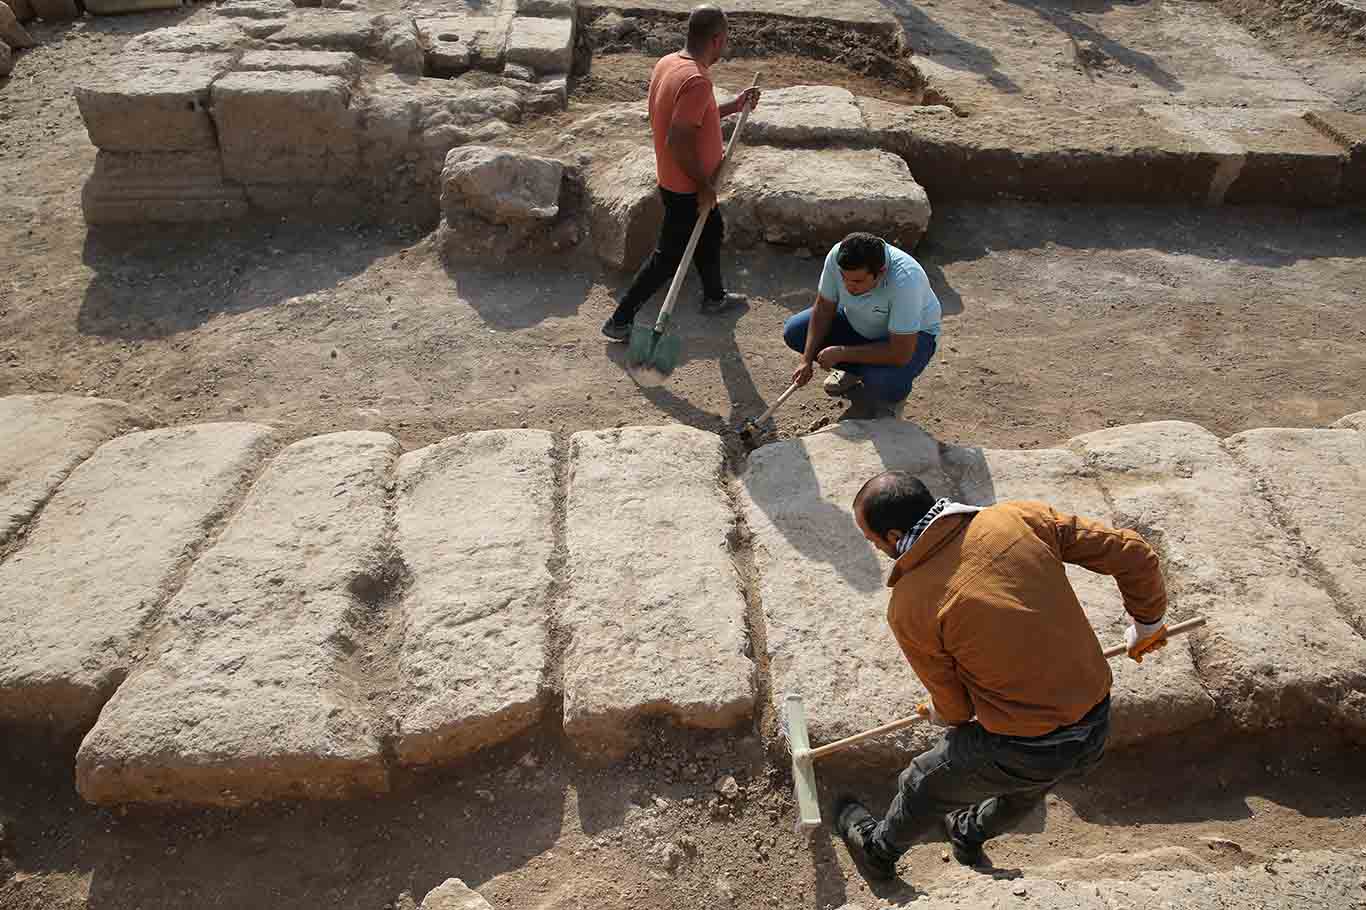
[{"x1": 886, "y1": 500, "x2": 1167, "y2": 737}]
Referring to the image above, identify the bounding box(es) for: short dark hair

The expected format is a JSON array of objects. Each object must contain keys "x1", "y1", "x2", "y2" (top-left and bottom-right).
[
  {"x1": 835, "y1": 232, "x2": 886, "y2": 274},
  {"x1": 686, "y1": 5, "x2": 727, "y2": 50},
  {"x1": 854, "y1": 471, "x2": 936, "y2": 537}
]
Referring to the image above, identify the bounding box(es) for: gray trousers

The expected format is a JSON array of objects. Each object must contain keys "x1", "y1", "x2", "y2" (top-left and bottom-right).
[{"x1": 870, "y1": 696, "x2": 1111, "y2": 862}]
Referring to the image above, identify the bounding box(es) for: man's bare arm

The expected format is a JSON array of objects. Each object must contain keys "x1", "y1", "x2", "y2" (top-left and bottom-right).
[{"x1": 819, "y1": 332, "x2": 919, "y2": 368}]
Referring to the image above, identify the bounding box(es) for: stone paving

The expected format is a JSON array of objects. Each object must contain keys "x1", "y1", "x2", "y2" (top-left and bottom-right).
[{"x1": 3, "y1": 394, "x2": 1365, "y2": 805}]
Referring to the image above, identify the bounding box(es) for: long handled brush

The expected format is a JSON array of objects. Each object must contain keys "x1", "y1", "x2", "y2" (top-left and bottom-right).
[
  {"x1": 782, "y1": 615, "x2": 1208, "y2": 832},
  {"x1": 626, "y1": 73, "x2": 761, "y2": 379}
]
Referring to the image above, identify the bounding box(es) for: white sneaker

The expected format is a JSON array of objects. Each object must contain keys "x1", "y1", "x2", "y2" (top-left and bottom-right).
[{"x1": 823, "y1": 369, "x2": 862, "y2": 398}]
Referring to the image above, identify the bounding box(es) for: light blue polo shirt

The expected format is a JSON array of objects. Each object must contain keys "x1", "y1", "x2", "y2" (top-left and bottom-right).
[{"x1": 818, "y1": 241, "x2": 942, "y2": 341}]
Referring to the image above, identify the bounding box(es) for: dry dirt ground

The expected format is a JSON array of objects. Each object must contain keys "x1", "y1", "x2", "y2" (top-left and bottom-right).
[{"x1": 2, "y1": 1, "x2": 1366, "y2": 908}]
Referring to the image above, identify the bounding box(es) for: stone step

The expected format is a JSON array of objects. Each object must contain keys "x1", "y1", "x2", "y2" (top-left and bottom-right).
[
  {"x1": 873, "y1": 850, "x2": 1366, "y2": 910},
  {"x1": 0, "y1": 423, "x2": 275, "y2": 733},
  {"x1": 76, "y1": 432, "x2": 399, "y2": 806},
  {"x1": 74, "y1": 53, "x2": 234, "y2": 153},
  {"x1": 1068, "y1": 421, "x2": 1366, "y2": 738},
  {"x1": 82, "y1": 151, "x2": 249, "y2": 225},
  {"x1": 390, "y1": 430, "x2": 557, "y2": 766},
  {"x1": 562, "y1": 427, "x2": 755, "y2": 759},
  {"x1": 0, "y1": 394, "x2": 146, "y2": 547}
]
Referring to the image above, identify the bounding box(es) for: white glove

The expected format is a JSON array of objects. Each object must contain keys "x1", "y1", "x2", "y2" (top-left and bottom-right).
[{"x1": 1125, "y1": 618, "x2": 1168, "y2": 663}]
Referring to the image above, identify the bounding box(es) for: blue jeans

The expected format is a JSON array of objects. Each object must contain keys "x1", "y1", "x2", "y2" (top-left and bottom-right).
[{"x1": 782, "y1": 307, "x2": 937, "y2": 404}]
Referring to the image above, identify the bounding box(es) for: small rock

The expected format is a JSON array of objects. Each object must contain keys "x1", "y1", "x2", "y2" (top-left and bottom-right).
[
  {"x1": 941, "y1": 849, "x2": 950, "y2": 862},
  {"x1": 1012, "y1": 884, "x2": 1027, "y2": 896},
  {"x1": 1201, "y1": 836, "x2": 1243, "y2": 853},
  {"x1": 652, "y1": 841, "x2": 685, "y2": 872},
  {"x1": 716, "y1": 775, "x2": 740, "y2": 800}
]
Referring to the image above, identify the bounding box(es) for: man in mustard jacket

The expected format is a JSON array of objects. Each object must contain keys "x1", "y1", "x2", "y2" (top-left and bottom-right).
[{"x1": 835, "y1": 471, "x2": 1171, "y2": 881}]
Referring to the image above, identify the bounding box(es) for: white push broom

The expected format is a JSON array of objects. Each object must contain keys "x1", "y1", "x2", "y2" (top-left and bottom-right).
[{"x1": 782, "y1": 615, "x2": 1208, "y2": 832}]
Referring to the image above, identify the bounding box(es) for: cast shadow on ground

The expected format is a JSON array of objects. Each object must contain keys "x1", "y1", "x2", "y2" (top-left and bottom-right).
[
  {"x1": 77, "y1": 220, "x2": 420, "y2": 341},
  {"x1": 878, "y1": 0, "x2": 1022, "y2": 94},
  {"x1": 1004, "y1": 0, "x2": 1182, "y2": 93},
  {"x1": 452, "y1": 258, "x2": 598, "y2": 331}
]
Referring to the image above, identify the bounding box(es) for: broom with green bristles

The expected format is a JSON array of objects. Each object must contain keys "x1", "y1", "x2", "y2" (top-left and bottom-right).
[{"x1": 627, "y1": 73, "x2": 762, "y2": 378}]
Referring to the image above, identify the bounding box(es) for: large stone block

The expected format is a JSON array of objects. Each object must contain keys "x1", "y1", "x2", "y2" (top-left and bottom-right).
[
  {"x1": 943, "y1": 445, "x2": 1215, "y2": 747},
  {"x1": 270, "y1": 11, "x2": 378, "y2": 50},
  {"x1": 82, "y1": 151, "x2": 249, "y2": 225},
  {"x1": 0, "y1": 394, "x2": 145, "y2": 547},
  {"x1": 1305, "y1": 109, "x2": 1366, "y2": 203},
  {"x1": 721, "y1": 147, "x2": 931, "y2": 252},
  {"x1": 1226, "y1": 428, "x2": 1366, "y2": 635},
  {"x1": 0, "y1": 424, "x2": 275, "y2": 733},
  {"x1": 441, "y1": 145, "x2": 563, "y2": 223},
  {"x1": 729, "y1": 85, "x2": 867, "y2": 147},
  {"x1": 418, "y1": 14, "x2": 514, "y2": 75},
  {"x1": 505, "y1": 15, "x2": 573, "y2": 74},
  {"x1": 212, "y1": 0, "x2": 294, "y2": 18},
  {"x1": 76, "y1": 432, "x2": 398, "y2": 806},
  {"x1": 0, "y1": 1, "x2": 36, "y2": 48},
  {"x1": 585, "y1": 144, "x2": 661, "y2": 271},
  {"x1": 211, "y1": 70, "x2": 358, "y2": 184},
  {"x1": 75, "y1": 53, "x2": 234, "y2": 152},
  {"x1": 235, "y1": 49, "x2": 361, "y2": 79},
  {"x1": 1069, "y1": 421, "x2": 1366, "y2": 736},
  {"x1": 390, "y1": 431, "x2": 556, "y2": 766},
  {"x1": 121, "y1": 20, "x2": 250, "y2": 52},
  {"x1": 1333, "y1": 410, "x2": 1366, "y2": 431},
  {"x1": 738, "y1": 421, "x2": 954, "y2": 765},
  {"x1": 563, "y1": 427, "x2": 754, "y2": 759}
]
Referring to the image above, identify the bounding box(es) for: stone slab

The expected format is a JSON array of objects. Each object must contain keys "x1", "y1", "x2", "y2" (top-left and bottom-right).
[
  {"x1": 721, "y1": 146, "x2": 931, "y2": 251},
  {"x1": 1333, "y1": 410, "x2": 1366, "y2": 431},
  {"x1": 77, "y1": 432, "x2": 398, "y2": 806},
  {"x1": 0, "y1": 394, "x2": 145, "y2": 548},
  {"x1": 563, "y1": 427, "x2": 754, "y2": 759},
  {"x1": 908, "y1": 850, "x2": 1366, "y2": 910},
  {"x1": 578, "y1": 0, "x2": 898, "y2": 37},
  {"x1": 1068, "y1": 421, "x2": 1366, "y2": 736},
  {"x1": 235, "y1": 49, "x2": 362, "y2": 79},
  {"x1": 421, "y1": 878, "x2": 493, "y2": 910},
  {"x1": 0, "y1": 423, "x2": 275, "y2": 733},
  {"x1": 82, "y1": 151, "x2": 250, "y2": 225},
  {"x1": 505, "y1": 15, "x2": 573, "y2": 74},
  {"x1": 1306, "y1": 109, "x2": 1366, "y2": 203},
  {"x1": 74, "y1": 53, "x2": 234, "y2": 152},
  {"x1": 211, "y1": 71, "x2": 358, "y2": 185},
  {"x1": 269, "y1": 11, "x2": 378, "y2": 50},
  {"x1": 728, "y1": 85, "x2": 868, "y2": 148},
  {"x1": 122, "y1": 21, "x2": 252, "y2": 54},
  {"x1": 213, "y1": 0, "x2": 295, "y2": 18},
  {"x1": 943, "y1": 445, "x2": 1215, "y2": 747},
  {"x1": 518, "y1": 0, "x2": 574, "y2": 18},
  {"x1": 418, "y1": 14, "x2": 515, "y2": 75},
  {"x1": 390, "y1": 431, "x2": 555, "y2": 766},
  {"x1": 738, "y1": 420, "x2": 955, "y2": 765},
  {"x1": 584, "y1": 143, "x2": 661, "y2": 271},
  {"x1": 1226, "y1": 428, "x2": 1366, "y2": 636}
]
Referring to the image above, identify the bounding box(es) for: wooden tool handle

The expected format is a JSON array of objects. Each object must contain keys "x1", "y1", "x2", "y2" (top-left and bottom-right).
[
  {"x1": 753, "y1": 381, "x2": 800, "y2": 426},
  {"x1": 803, "y1": 615, "x2": 1207, "y2": 762},
  {"x1": 652, "y1": 74, "x2": 761, "y2": 331}
]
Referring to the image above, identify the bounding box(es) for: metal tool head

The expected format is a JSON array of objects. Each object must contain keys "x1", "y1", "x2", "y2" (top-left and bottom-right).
[
  {"x1": 783, "y1": 693, "x2": 822, "y2": 832},
  {"x1": 625, "y1": 325, "x2": 682, "y2": 377}
]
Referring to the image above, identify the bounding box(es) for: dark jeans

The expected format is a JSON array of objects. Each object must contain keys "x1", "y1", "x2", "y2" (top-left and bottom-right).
[
  {"x1": 870, "y1": 696, "x2": 1111, "y2": 862},
  {"x1": 782, "y1": 307, "x2": 937, "y2": 404},
  {"x1": 611, "y1": 187, "x2": 725, "y2": 325}
]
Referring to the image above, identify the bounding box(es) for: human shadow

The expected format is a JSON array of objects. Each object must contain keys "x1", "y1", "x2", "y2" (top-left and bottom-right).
[
  {"x1": 878, "y1": 0, "x2": 1023, "y2": 94},
  {"x1": 453, "y1": 257, "x2": 597, "y2": 331},
  {"x1": 77, "y1": 220, "x2": 419, "y2": 341},
  {"x1": 1004, "y1": 0, "x2": 1183, "y2": 93}
]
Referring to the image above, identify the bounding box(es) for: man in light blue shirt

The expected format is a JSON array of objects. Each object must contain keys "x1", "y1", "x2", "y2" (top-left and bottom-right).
[{"x1": 783, "y1": 232, "x2": 941, "y2": 416}]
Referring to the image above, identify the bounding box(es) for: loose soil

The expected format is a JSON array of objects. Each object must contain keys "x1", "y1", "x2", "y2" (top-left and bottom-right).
[{"x1": 3, "y1": 2, "x2": 1366, "y2": 908}]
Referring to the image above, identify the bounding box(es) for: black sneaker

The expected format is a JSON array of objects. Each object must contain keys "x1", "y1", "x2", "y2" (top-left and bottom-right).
[
  {"x1": 700, "y1": 291, "x2": 747, "y2": 314},
  {"x1": 834, "y1": 797, "x2": 897, "y2": 881},
  {"x1": 601, "y1": 316, "x2": 632, "y2": 342},
  {"x1": 943, "y1": 810, "x2": 985, "y2": 867}
]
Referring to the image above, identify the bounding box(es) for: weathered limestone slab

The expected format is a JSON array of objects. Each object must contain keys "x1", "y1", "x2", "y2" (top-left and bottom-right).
[
  {"x1": 505, "y1": 15, "x2": 573, "y2": 74},
  {"x1": 122, "y1": 21, "x2": 252, "y2": 53},
  {"x1": 82, "y1": 151, "x2": 249, "y2": 225},
  {"x1": 739, "y1": 421, "x2": 954, "y2": 765},
  {"x1": 910, "y1": 850, "x2": 1366, "y2": 910},
  {"x1": 391, "y1": 431, "x2": 555, "y2": 765},
  {"x1": 213, "y1": 0, "x2": 293, "y2": 17},
  {"x1": 0, "y1": 394, "x2": 145, "y2": 547},
  {"x1": 1143, "y1": 105, "x2": 1345, "y2": 206},
  {"x1": 943, "y1": 445, "x2": 1215, "y2": 747},
  {"x1": 578, "y1": 0, "x2": 899, "y2": 38},
  {"x1": 418, "y1": 14, "x2": 514, "y2": 75},
  {"x1": 75, "y1": 53, "x2": 234, "y2": 152},
  {"x1": 585, "y1": 144, "x2": 660, "y2": 271},
  {"x1": 721, "y1": 147, "x2": 931, "y2": 252},
  {"x1": 235, "y1": 49, "x2": 362, "y2": 79},
  {"x1": 1226, "y1": 428, "x2": 1366, "y2": 636},
  {"x1": 1306, "y1": 109, "x2": 1366, "y2": 203},
  {"x1": 211, "y1": 71, "x2": 358, "y2": 184},
  {"x1": 270, "y1": 11, "x2": 378, "y2": 50},
  {"x1": 0, "y1": 424, "x2": 275, "y2": 733},
  {"x1": 441, "y1": 145, "x2": 563, "y2": 223},
  {"x1": 1069, "y1": 421, "x2": 1366, "y2": 735},
  {"x1": 1333, "y1": 410, "x2": 1366, "y2": 431},
  {"x1": 77, "y1": 432, "x2": 398, "y2": 806},
  {"x1": 730, "y1": 85, "x2": 868, "y2": 148},
  {"x1": 563, "y1": 427, "x2": 754, "y2": 758},
  {"x1": 420, "y1": 878, "x2": 493, "y2": 910}
]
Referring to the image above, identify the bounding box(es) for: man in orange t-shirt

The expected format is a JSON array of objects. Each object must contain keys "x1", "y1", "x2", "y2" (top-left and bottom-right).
[{"x1": 601, "y1": 4, "x2": 761, "y2": 341}]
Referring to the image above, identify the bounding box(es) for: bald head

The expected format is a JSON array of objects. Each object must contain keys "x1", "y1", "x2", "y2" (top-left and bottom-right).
[
  {"x1": 686, "y1": 4, "x2": 727, "y2": 56},
  {"x1": 853, "y1": 471, "x2": 936, "y2": 539}
]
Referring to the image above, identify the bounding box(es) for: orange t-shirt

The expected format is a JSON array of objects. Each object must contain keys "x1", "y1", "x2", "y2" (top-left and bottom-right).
[{"x1": 648, "y1": 52, "x2": 723, "y2": 194}]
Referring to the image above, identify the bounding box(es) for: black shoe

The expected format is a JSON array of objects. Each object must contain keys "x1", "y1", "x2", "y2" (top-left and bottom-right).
[
  {"x1": 601, "y1": 316, "x2": 632, "y2": 342},
  {"x1": 943, "y1": 811, "x2": 985, "y2": 866},
  {"x1": 700, "y1": 291, "x2": 746, "y2": 314},
  {"x1": 834, "y1": 797, "x2": 897, "y2": 881}
]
